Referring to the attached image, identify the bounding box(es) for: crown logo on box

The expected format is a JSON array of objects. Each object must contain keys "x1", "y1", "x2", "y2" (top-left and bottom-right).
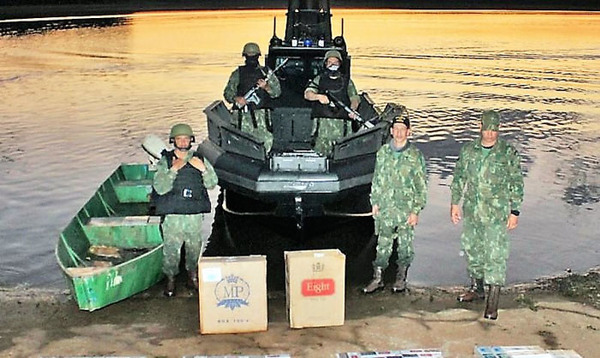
[
  {"x1": 225, "y1": 274, "x2": 239, "y2": 284},
  {"x1": 312, "y1": 262, "x2": 324, "y2": 272}
]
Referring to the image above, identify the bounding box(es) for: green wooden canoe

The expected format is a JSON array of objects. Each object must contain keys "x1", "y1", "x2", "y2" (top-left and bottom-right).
[{"x1": 55, "y1": 164, "x2": 164, "y2": 311}]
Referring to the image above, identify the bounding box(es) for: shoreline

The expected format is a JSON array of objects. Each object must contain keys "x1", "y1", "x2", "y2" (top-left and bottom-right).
[
  {"x1": 1, "y1": 267, "x2": 598, "y2": 357},
  {"x1": 1, "y1": 1, "x2": 598, "y2": 21},
  {"x1": 2, "y1": 266, "x2": 598, "y2": 308}
]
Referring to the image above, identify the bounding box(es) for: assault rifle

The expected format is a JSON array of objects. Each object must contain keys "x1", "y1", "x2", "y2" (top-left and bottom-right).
[
  {"x1": 325, "y1": 91, "x2": 374, "y2": 129},
  {"x1": 236, "y1": 58, "x2": 290, "y2": 111}
]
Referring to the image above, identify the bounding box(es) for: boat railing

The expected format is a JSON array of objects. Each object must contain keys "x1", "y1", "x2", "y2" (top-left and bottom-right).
[{"x1": 204, "y1": 100, "x2": 267, "y2": 161}]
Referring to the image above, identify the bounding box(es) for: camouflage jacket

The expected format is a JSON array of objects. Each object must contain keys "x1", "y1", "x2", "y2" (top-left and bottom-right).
[
  {"x1": 370, "y1": 141, "x2": 428, "y2": 219},
  {"x1": 223, "y1": 67, "x2": 281, "y2": 104},
  {"x1": 450, "y1": 137, "x2": 524, "y2": 221},
  {"x1": 153, "y1": 150, "x2": 218, "y2": 196}
]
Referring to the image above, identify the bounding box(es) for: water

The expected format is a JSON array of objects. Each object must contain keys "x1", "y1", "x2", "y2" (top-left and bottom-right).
[{"x1": 0, "y1": 10, "x2": 598, "y2": 289}]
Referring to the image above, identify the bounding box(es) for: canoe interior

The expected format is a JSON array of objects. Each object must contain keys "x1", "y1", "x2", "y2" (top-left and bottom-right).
[{"x1": 56, "y1": 163, "x2": 165, "y2": 311}]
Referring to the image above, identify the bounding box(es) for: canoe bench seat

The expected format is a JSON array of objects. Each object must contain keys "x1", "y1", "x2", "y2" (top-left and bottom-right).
[
  {"x1": 113, "y1": 179, "x2": 153, "y2": 203},
  {"x1": 84, "y1": 215, "x2": 163, "y2": 248}
]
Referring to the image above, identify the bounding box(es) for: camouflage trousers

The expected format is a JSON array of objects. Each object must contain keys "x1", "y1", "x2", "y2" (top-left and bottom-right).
[
  {"x1": 372, "y1": 218, "x2": 415, "y2": 269},
  {"x1": 236, "y1": 109, "x2": 273, "y2": 152},
  {"x1": 313, "y1": 117, "x2": 347, "y2": 156},
  {"x1": 161, "y1": 213, "x2": 207, "y2": 278},
  {"x1": 461, "y1": 215, "x2": 510, "y2": 286}
]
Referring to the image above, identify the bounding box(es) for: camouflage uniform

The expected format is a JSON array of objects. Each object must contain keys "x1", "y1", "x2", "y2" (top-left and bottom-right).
[
  {"x1": 305, "y1": 75, "x2": 360, "y2": 156},
  {"x1": 223, "y1": 68, "x2": 281, "y2": 152},
  {"x1": 450, "y1": 137, "x2": 524, "y2": 286},
  {"x1": 370, "y1": 140, "x2": 428, "y2": 269},
  {"x1": 153, "y1": 151, "x2": 218, "y2": 277}
]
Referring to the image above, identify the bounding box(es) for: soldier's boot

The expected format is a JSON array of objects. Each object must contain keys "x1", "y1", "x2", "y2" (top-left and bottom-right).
[
  {"x1": 186, "y1": 269, "x2": 199, "y2": 290},
  {"x1": 391, "y1": 265, "x2": 410, "y2": 293},
  {"x1": 457, "y1": 277, "x2": 485, "y2": 302},
  {"x1": 484, "y1": 285, "x2": 501, "y2": 320},
  {"x1": 362, "y1": 267, "x2": 385, "y2": 294},
  {"x1": 164, "y1": 276, "x2": 176, "y2": 297}
]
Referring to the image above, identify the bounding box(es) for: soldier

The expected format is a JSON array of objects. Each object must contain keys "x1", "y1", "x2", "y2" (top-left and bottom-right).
[
  {"x1": 223, "y1": 42, "x2": 281, "y2": 153},
  {"x1": 450, "y1": 110, "x2": 524, "y2": 320},
  {"x1": 153, "y1": 123, "x2": 218, "y2": 297},
  {"x1": 304, "y1": 49, "x2": 361, "y2": 157},
  {"x1": 363, "y1": 110, "x2": 428, "y2": 294}
]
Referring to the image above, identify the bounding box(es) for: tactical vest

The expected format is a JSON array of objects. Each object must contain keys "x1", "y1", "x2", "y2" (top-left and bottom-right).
[
  {"x1": 237, "y1": 65, "x2": 269, "y2": 109},
  {"x1": 312, "y1": 72, "x2": 351, "y2": 119},
  {"x1": 154, "y1": 151, "x2": 211, "y2": 215}
]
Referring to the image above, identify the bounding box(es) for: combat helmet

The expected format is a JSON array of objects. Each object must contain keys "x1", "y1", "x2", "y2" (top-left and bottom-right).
[
  {"x1": 169, "y1": 123, "x2": 195, "y2": 143},
  {"x1": 324, "y1": 49, "x2": 343, "y2": 63},
  {"x1": 242, "y1": 42, "x2": 261, "y2": 56}
]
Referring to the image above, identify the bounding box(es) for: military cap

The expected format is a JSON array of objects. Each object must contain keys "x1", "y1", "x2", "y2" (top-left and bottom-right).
[
  {"x1": 481, "y1": 110, "x2": 500, "y2": 131},
  {"x1": 392, "y1": 113, "x2": 410, "y2": 129}
]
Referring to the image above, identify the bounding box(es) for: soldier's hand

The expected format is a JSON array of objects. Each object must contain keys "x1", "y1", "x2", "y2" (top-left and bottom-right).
[
  {"x1": 189, "y1": 157, "x2": 207, "y2": 173},
  {"x1": 507, "y1": 214, "x2": 519, "y2": 230},
  {"x1": 170, "y1": 157, "x2": 186, "y2": 172},
  {"x1": 257, "y1": 78, "x2": 267, "y2": 89},
  {"x1": 371, "y1": 205, "x2": 379, "y2": 217},
  {"x1": 235, "y1": 96, "x2": 247, "y2": 107},
  {"x1": 407, "y1": 213, "x2": 419, "y2": 227},
  {"x1": 318, "y1": 94, "x2": 330, "y2": 105},
  {"x1": 450, "y1": 204, "x2": 462, "y2": 224}
]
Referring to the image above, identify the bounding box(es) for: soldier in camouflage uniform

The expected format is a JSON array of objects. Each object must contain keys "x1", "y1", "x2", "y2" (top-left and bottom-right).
[
  {"x1": 450, "y1": 110, "x2": 524, "y2": 320},
  {"x1": 153, "y1": 124, "x2": 218, "y2": 297},
  {"x1": 223, "y1": 42, "x2": 281, "y2": 153},
  {"x1": 363, "y1": 111, "x2": 428, "y2": 294},
  {"x1": 304, "y1": 50, "x2": 360, "y2": 157}
]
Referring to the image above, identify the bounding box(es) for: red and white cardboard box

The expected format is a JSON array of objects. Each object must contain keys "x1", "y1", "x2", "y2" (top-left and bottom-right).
[{"x1": 285, "y1": 249, "x2": 345, "y2": 328}]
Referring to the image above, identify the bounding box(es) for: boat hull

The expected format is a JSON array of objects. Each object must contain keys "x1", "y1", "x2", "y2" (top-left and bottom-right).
[{"x1": 56, "y1": 164, "x2": 164, "y2": 311}]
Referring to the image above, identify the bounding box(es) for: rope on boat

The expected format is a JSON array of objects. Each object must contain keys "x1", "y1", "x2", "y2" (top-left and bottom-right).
[
  {"x1": 221, "y1": 200, "x2": 275, "y2": 216},
  {"x1": 221, "y1": 190, "x2": 275, "y2": 216},
  {"x1": 323, "y1": 210, "x2": 373, "y2": 217}
]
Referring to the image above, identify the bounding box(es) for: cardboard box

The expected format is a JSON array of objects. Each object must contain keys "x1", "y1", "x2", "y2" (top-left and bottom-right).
[
  {"x1": 198, "y1": 255, "x2": 267, "y2": 334},
  {"x1": 547, "y1": 350, "x2": 583, "y2": 358},
  {"x1": 336, "y1": 348, "x2": 443, "y2": 357},
  {"x1": 285, "y1": 249, "x2": 345, "y2": 328},
  {"x1": 184, "y1": 355, "x2": 290, "y2": 358},
  {"x1": 475, "y1": 346, "x2": 549, "y2": 358}
]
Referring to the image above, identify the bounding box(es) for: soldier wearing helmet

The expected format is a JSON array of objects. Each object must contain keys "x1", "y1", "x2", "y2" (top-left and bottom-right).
[
  {"x1": 223, "y1": 42, "x2": 281, "y2": 152},
  {"x1": 363, "y1": 109, "x2": 428, "y2": 295},
  {"x1": 304, "y1": 49, "x2": 361, "y2": 157},
  {"x1": 152, "y1": 123, "x2": 218, "y2": 297},
  {"x1": 450, "y1": 110, "x2": 524, "y2": 320}
]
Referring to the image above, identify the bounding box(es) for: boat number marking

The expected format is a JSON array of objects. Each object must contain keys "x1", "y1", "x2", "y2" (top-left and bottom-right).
[{"x1": 106, "y1": 271, "x2": 123, "y2": 290}]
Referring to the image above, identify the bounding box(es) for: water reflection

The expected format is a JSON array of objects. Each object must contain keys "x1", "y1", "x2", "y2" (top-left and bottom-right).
[
  {"x1": 0, "y1": 10, "x2": 598, "y2": 289},
  {"x1": 0, "y1": 17, "x2": 126, "y2": 36}
]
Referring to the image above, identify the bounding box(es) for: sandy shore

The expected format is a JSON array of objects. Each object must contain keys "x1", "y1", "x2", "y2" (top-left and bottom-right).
[{"x1": 1, "y1": 268, "x2": 598, "y2": 357}]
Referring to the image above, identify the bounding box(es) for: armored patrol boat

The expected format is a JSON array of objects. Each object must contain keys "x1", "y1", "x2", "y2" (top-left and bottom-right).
[{"x1": 196, "y1": 0, "x2": 403, "y2": 228}]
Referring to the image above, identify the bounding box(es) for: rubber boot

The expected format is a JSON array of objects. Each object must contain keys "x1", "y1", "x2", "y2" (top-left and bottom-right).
[
  {"x1": 484, "y1": 285, "x2": 501, "y2": 320},
  {"x1": 457, "y1": 277, "x2": 485, "y2": 302},
  {"x1": 187, "y1": 269, "x2": 199, "y2": 290},
  {"x1": 164, "y1": 276, "x2": 176, "y2": 297},
  {"x1": 362, "y1": 267, "x2": 385, "y2": 294},
  {"x1": 391, "y1": 265, "x2": 409, "y2": 293}
]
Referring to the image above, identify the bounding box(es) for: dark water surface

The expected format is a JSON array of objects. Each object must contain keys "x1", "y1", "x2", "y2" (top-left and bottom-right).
[{"x1": 0, "y1": 10, "x2": 598, "y2": 289}]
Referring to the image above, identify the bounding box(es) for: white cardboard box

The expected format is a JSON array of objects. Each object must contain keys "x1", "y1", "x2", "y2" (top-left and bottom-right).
[
  {"x1": 198, "y1": 255, "x2": 267, "y2": 334},
  {"x1": 336, "y1": 348, "x2": 443, "y2": 357},
  {"x1": 285, "y1": 249, "x2": 345, "y2": 328},
  {"x1": 476, "y1": 346, "x2": 550, "y2": 358}
]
